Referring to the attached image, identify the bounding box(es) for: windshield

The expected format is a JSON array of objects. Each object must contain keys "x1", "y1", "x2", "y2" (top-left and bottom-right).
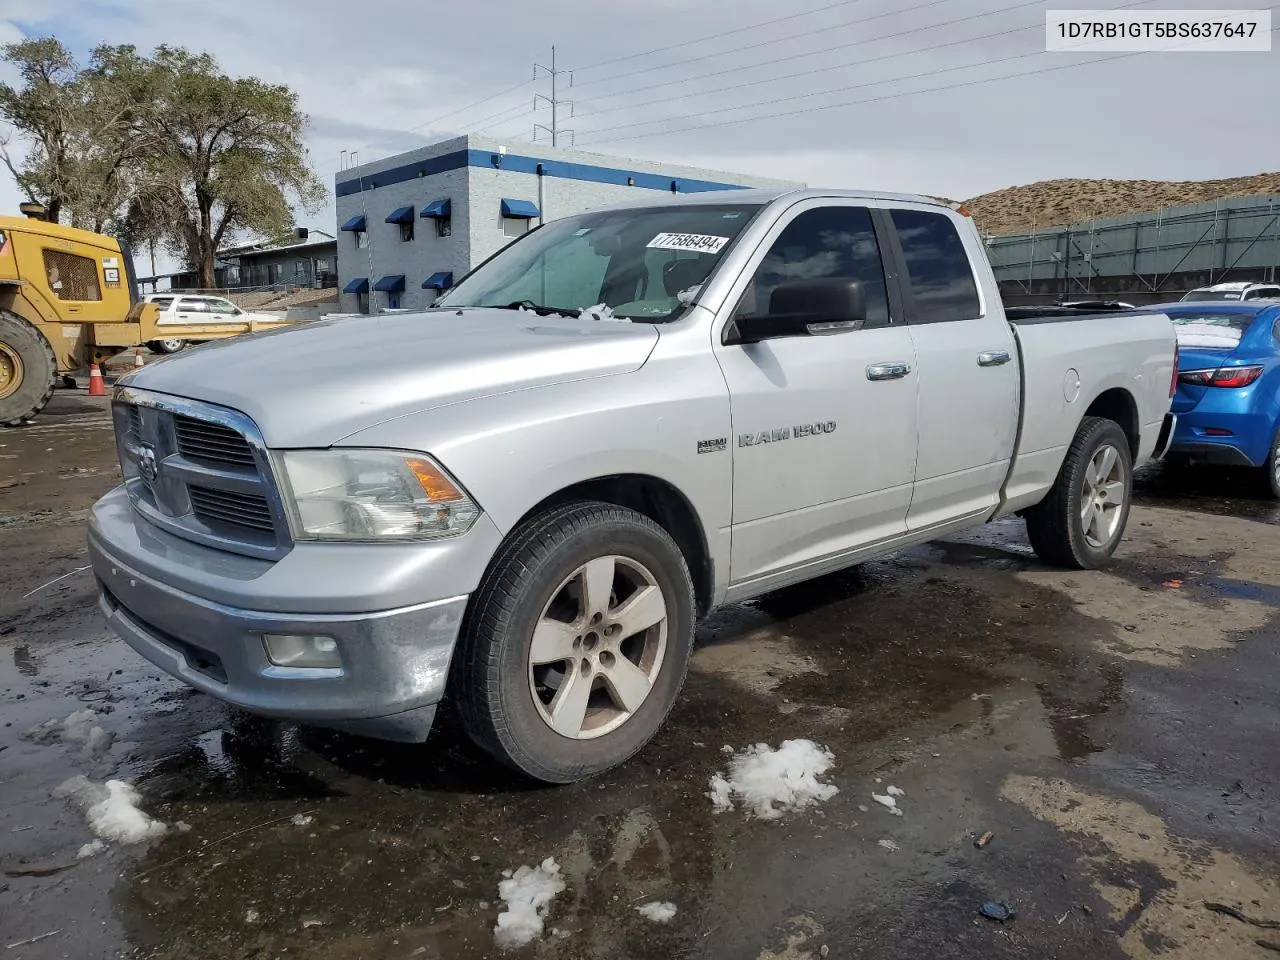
[
  {"x1": 437, "y1": 203, "x2": 763, "y2": 321},
  {"x1": 1183, "y1": 289, "x2": 1243, "y2": 301},
  {"x1": 1171, "y1": 312, "x2": 1255, "y2": 348}
]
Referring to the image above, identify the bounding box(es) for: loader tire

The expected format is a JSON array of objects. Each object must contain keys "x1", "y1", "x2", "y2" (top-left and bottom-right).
[{"x1": 0, "y1": 310, "x2": 57, "y2": 427}]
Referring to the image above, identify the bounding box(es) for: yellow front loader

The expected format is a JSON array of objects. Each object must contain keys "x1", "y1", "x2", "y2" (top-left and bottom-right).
[{"x1": 0, "y1": 204, "x2": 295, "y2": 425}]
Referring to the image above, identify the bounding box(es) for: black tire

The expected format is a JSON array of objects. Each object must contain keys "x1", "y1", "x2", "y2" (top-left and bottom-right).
[
  {"x1": 0, "y1": 310, "x2": 57, "y2": 427},
  {"x1": 1264, "y1": 428, "x2": 1280, "y2": 499},
  {"x1": 1025, "y1": 416, "x2": 1134, "y2": 570},
  {"x1": 146, "y1": 338, "x2": 186, "y2": 354},
  {"x1": 453, "y1": 501, "x2": 695, "y2": 783}
]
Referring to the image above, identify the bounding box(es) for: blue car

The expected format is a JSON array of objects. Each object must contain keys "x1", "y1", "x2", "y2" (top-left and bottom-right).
[{"x1": 1161, "y1": 300, "x2": 1280, "y2": 496}]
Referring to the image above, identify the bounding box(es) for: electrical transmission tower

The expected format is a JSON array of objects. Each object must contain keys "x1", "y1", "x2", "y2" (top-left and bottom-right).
[{"x1": 534, "y1": 47, "x2": 574, "y2": 147}]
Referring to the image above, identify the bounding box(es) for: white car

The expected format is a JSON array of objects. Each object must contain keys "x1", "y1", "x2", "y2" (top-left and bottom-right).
[
  {"x1": 142, "y1": 293, "x2": 282, "y2": 353},
  {"x1": 1180, "y1": 281, "x2": 1280, "y2": 303}
]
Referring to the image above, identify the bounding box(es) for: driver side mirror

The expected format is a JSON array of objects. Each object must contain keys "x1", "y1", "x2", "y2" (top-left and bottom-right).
[{"x1": 726, "y1": 278, "x2": 867, "y2": 345}]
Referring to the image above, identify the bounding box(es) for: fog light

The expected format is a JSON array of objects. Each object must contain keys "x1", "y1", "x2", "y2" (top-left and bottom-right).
[{"x1": 263, "y1": 634, "x2": 341, "y2": 669}]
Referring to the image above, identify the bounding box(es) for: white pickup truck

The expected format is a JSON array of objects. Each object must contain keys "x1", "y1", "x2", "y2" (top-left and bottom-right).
[{"x1": 89, "y1": 189, "x2": 1177, "y2": 783}]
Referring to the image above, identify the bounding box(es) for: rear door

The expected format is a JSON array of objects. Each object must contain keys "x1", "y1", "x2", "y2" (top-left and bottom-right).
[
  {"x1": 714, "y1": 199, "x2": 919, "y2": 587},
  {"x1": 885, "y1": 206, "x2": 1020, "y2": 530}
]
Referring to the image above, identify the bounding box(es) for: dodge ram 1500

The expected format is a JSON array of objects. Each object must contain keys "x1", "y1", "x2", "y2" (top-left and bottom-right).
[{"x1": 89, "y1": 189, "x2": 1178, "y2": 782}]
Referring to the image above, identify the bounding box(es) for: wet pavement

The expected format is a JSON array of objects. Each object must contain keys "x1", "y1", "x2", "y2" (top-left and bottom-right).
[{"x1": 2, "y1": 385, "x2": 1278, "y2": 960}]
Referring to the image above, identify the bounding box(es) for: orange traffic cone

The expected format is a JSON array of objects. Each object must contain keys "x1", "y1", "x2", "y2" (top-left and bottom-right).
[
  {"x1": 87, "y1": 363, "x2": 106, "y2": 397},
  {"x1": 133, "y1": 347, "x2": 144, "y2": 369}
]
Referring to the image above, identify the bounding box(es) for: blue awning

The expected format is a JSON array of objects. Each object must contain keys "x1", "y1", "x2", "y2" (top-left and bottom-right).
[
  {"x1": 500, "y1": 198, "x2": 539, "y2": 219},
  {"x1": 385, "y1": 206, "x2": 415, "y2": 224},
  {"x1": 373, "y1": 275, "x2": 405, "y2": 293},
  {"x1": 340, "y1": 215, "x2": 367, "y2": 232},
  {"x1": 343, "y1": 277, "x2": 369, "y2": 294},
  {"x1": 420, "y1": 198, "x2": 451, "y2": 219},
  {"x1": 422, "y1": 271, "x2": 453, "y2": 290}
]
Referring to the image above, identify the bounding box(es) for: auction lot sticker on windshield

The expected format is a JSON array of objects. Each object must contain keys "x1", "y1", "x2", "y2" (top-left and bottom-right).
[{"x1": 647, "y1": 233, "x2": 730, "y2": 254}]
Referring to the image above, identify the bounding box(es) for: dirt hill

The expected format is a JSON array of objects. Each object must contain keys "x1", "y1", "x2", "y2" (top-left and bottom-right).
[{"x1": 965, "y1": 172, "x2": 1280, "y2": 236}]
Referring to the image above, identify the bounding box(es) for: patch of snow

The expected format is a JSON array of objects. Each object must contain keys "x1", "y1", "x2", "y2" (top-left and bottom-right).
[
  {"x1": 720, "y1": 745, "x2": 735, "y2": 754},
  {"x1": 871, "y1": 793, "x2": 903, "y2": 816},
  {"x1": 54, "y1": 776, "x2": 167, "y2": 843},
  {"x1": 857, "y1": 805, "x2": 869, "y2": 813},
  {"x1": 878, "y1": 839, "x2": 899, "y2": 852},
  {"x1": 290, "y1": 814, "x2": 314, "y2": 827},
  {"x1": 175, "y1": 821, "x2": 192, "y2": 833},
  {"x1": 77, "y1": 839, "x2": 107, "y2": 859},
  {"x1": 578, "y1": 303, "x2": 627, "y2": 322},
  {"x1": 25, "y1": 709, "x2": 115, "y2": 756},
  {"x1": 676, "y1": 285, "x2": 701, "y2": 306},
  {"x1": 245, "y1": 908, "x2": 260, "y2": 923},
  {"x1": 707, "y1": 740, "x2": 839, "y2": 820},
  {"x1": 493, "y1": 857, "x2": 565, "y2": 950},
  {"x1": 886, "y1": 786, "x2": 905, "y2": 797},
  {"x1": 637, "y1": 901, "x2": 677, "y2": 923}
]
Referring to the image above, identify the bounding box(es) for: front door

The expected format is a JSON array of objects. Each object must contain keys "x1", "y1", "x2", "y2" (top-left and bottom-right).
[{"x1": 713, "y1": 201, "x2": 919, "y2": 589}]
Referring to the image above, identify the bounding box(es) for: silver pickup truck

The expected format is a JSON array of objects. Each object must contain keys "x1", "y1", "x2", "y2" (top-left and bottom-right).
[{"x1": 89, "y1": 189, "x2": 1177, "y2": 782}]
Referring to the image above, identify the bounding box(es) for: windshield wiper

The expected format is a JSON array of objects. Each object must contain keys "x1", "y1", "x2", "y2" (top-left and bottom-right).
[{"x1": 493, "y1": 300, "x2": 577, "y2": 318}]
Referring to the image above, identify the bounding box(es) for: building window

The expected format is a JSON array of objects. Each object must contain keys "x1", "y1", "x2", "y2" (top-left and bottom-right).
[
  {"x1": 400, "y1": 220, "x2": 414, "y2": 243},
  {"x1": 503, "y1": 217, "x2": 529, "y2": 239},
  {"x1": 42, "y1": 250, "x2": 102, "y2": 301},
  {"x1": 357, "y1": 292, "x2": 369, "y2": 314},
  {"x1": 356, "y1": 230, "x2": 368, "y2": 249},
  {"x1": 387, "y1": 292, "x2": 401, "y2": 309},
  {"x1": 436, "y1": 218, "x2": 452, "y2": 238},
  {"x1": 267, "y1": 263, "x2": 282, "y2": 284}
]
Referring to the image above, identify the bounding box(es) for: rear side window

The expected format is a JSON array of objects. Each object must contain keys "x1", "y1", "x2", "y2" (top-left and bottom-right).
[
  {"x1": 891, "y1": 210, "x2": 980, "y2": 323},
  {"x1": 149, "y1": 296, "x2": 174, "y2": 308}
]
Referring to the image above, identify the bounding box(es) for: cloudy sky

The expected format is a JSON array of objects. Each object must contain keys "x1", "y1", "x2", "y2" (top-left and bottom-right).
[{"x1": 1, "y1": 0, "x2": 1275, "y2": 259}]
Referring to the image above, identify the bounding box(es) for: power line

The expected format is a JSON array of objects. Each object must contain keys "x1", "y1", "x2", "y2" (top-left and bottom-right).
[
  {"x1": 574, "y1": 0, "x2": 1159, "y2": 121},
  {"x1": 576, "y1": 1, "x2": 1192, "y2": 141},
  {"x1": 574, "y1": 0, "x2": 959, "y2": 90},
  {"x1": 327, "y1": 77, "x2": 535, "y2": 172},
  {"x1": 575, "y1": 0, "x2": 1050, "y2": 119},
  {"x1": 573, "y1": 0, "x2": 874, "y2": 73},
  {"x1": 580, "y1": 20, "x2": 1280, "y2": 146}
]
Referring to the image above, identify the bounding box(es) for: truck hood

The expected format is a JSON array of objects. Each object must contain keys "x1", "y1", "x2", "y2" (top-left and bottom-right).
[{"x1": 123, "y1": 308, "x2": 660, "y2": 446}]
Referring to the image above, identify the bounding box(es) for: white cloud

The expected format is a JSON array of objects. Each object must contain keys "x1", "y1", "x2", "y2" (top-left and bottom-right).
[{"x1": 0, "y1": 0, "x2": 1271, "y2": 254}]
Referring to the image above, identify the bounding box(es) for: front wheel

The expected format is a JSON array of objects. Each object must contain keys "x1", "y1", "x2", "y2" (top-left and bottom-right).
[
  {"x1": 146, "y1": 338, "x2": 186, "y2": 354},
  {"x1": 0, "y1": 310, "x2": 56, "y2": 426},
  {"x1": 1025, "y1": 416, "x2": 1133, "y2": 569},
  {"x1": 453, "y1": 501, "x2": 695, "y2": 783}
]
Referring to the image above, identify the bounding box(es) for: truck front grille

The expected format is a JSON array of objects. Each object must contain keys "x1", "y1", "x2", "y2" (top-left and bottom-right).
[
  {"x1": 189, "y1": 485, "x2": 276, "y2": 532},
  {"x1": 175, "y1": 415, "x2": 257, "y2": 468},
  {"x1": 111, "y1": 388, "x2": 291, "y2": 560}
]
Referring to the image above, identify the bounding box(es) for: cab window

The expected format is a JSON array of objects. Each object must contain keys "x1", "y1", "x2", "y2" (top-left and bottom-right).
[
  {"x1": 735, "y1": 206, "x2": 889, "y2": 326},
  {"x1": 43, "y1": 250, "x2": 102, "y2": 301}
]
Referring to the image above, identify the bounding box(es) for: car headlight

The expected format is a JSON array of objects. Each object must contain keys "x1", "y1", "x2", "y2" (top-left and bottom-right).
[{"x1": 279, "y1": 449, "x2": 480, "y2": 541}]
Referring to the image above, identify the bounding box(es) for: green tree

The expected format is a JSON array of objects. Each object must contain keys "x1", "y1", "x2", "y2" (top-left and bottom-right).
[
  {"x1": 140, "y1": 46, "x2": 325, "y2": 287},
  {"x1": 0, "y1": 40, "x2": 324, "y2": 285},
  {"x1": 0, "y1": 37, "x2": 80, "y2": 223}
]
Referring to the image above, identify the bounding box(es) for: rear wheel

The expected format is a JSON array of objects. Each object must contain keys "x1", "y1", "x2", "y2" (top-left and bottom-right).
[
  {"x1": 1265, "y1": 429, "x2": 1280, "y2": 499},
  {"x1": 1025, "y1": 416, "x2": 1133, "y2": 569},
  {"x1": 0, "y1": 310, "x2": 56, "y2": 427},
  {"x1": 146, "y1": 338, "x2": 186, "y2": 354},
  {"x1": 453, "y1": 501, "x2": 695, "y2": 783}
]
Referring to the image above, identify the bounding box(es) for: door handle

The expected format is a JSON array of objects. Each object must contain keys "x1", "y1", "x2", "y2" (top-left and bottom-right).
[
  {"x1": 866, "y1": 361, "x2": 911, "y2": 381},
  {"x1": 977, "y1": 350, "x2": 1012, "y2": 367}
]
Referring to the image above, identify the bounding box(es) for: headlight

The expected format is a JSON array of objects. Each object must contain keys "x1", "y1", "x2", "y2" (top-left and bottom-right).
[{"x1": 279, "y1": 449, "x2": 480, "y2": 541}]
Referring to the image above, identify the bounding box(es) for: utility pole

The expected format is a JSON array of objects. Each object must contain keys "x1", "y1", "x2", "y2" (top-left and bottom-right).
[{"x1": 534, "y1": 47, "x2": 574, "y2": 146}]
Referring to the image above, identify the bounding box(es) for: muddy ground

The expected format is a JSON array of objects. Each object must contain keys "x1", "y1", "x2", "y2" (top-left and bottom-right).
[{"x1": 2, "y1": 378, "x2": 1278, "y2": 960}]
